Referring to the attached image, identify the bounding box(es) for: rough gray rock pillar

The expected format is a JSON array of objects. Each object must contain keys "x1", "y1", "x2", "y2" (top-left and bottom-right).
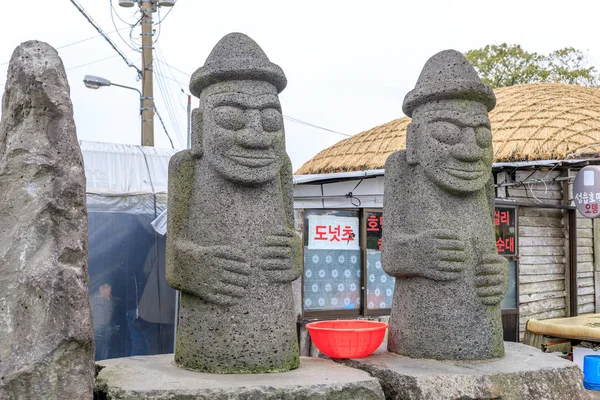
[
  {"x1": 0, "y1": 41, "x2": 95, "y2": 399},
  {"x1": 382, "y1": 50, "x2": 507, "y2": 360},
  {"x1": 166, "y1": 33, "x2": 301, "y2": 373}
]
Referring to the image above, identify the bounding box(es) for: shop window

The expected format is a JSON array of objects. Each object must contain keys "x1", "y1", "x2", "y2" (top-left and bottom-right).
[
  {"x1": 501, "y1": 260, "x2": 518, "y2": 310},
  {"x1": 302, "y1": 209, "x2": 395, "y2": 317},
  {"x1": 303, "y1": 209, "x2": 362, "y2": 317},
  {"x1": 495, "y1": 205, "x2": 519, "y2": 342},
  {"x1": 302, "y1": 206, "x2": 518, "y2": 326},
  {"x1": 364, "y1": 210, "x2": 395, "y2": 315}
]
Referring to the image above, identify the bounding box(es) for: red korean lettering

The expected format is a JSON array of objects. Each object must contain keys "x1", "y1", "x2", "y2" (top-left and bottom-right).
[
  {"x1": 586, "y1": 204, "x2": 592, "y2": 214},
  {"x1": 377, "y1": 237, "x2": 382, "y2": 251},
  {"x1": 329, "y1": 225, "x2": 341, "y2": 242},
  {"x1": 505, "y1": 237, "x2": 515, "y2": 253},
  {"x1": 494, "y1": 210, "x2": 500, "y2": 226},
  {"x1": 593, "y1": 204, "x2": 599, "y2": 213},
  {"x1": 500, "y1": 211, "x2": 510, "y2": 225},
  {"x1": 496, "y1": 237, "x2": 505, "y2": 253},
  {"x1": 342, "y1": 226, "x2": 355, "y2": 241},
  {"x1": 367, "y1": 215, "x2": 380, "y2": 231},
  {"x1": 314, "y1": 225, "x2": 327, "y2": 240}
]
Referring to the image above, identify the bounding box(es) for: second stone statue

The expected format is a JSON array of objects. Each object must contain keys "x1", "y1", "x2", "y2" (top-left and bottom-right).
[
  {"x1": 382, "y1": 50, "x2": 508, "y2": 360},
  {"x1": 166, "y1": 33, "x2": 301, "y2": 373}
]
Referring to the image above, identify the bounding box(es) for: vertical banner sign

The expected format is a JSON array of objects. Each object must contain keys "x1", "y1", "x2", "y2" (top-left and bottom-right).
[
  {"x1": 364, "y1": 210, "x2": 394, "y2": 310},
  {"x1": 573, "y1": 166, "x2": 600, "y2": 218},
  {"x1": 494, "y1": 206, "x2": 516, "y2": 256},
  {"x1": 365, "y1": 211, "x2": 383, "y2": 250},
  {"x1": 307, "y1": 215, "x2": 360, "y2": 250}
]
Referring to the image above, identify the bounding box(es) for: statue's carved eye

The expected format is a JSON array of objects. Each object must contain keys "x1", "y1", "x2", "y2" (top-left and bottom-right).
[
  {"x1": 475, "y1": 126, "x2": 492, "y2": 148},
  {"x1": 261, "y1": 108, "x2": 283, "y2": 132},
  {"x1": 429, "y1": 121, "x2": 461, "y2": 145},
  {"x1": 213, "y1": 106, "x2": 247, "y2": 131}
]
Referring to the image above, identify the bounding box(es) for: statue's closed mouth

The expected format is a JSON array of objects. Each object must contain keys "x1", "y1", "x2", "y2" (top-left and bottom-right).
[
  {"x1": 444, "y1": 166, "x2": 486, "y2": 180},
  {"x1": 225, "y1": 150, "x2": 277, "y2": 167}
]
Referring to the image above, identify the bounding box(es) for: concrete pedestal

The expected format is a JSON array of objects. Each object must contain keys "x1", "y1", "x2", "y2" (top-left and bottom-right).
[
  {"x1": 94, "y1": 355, "x2": 384, "y2": 400},
  {"x1": 338, "y1": 342, "x2": 592, "y2": 400}
]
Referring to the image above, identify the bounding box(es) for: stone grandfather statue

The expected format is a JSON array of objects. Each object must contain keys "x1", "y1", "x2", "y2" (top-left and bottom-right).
[
  {"x1": 382, "y1": 50, "x2": 508, "y2": 360},
  {"x1": 166, "y1": 33, "x2": 301, "y2": 373}
]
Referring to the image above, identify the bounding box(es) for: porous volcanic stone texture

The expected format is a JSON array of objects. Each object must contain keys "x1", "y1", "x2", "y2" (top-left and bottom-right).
[
  {"x1": 166, "y1": 33, "x2": 301, "y2": 373},
  {"x1": 383, "y1": 50, "x2": 507, "y2": 360},
  {"x1": 95, "y1": 355, "x2": 385, "y2": 399},
  {"x1": 0, "y1": 41, "x2": 94, "y2": 399},
  {"x1": 339, "y1": 342, "x2": 592, "y2": 400}
]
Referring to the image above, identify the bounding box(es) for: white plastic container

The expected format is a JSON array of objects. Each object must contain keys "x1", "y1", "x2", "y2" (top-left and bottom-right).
[{"x1": 573, "y1": 346, "x2": 600, "y2": 371}]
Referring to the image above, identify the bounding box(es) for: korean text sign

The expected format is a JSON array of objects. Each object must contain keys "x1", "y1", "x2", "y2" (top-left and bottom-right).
[
  {"x1": 494, "y1": 206, "x2": 516, "y2": 256},
  {"x1": 307, "y1": 215, "x2": 360, "y2": 250},
  {"x1": 573, "y1": 166, "x2": 600, "y2": 218},
  {"x1": 365, "y1": 211, "x2": 383, "y2": 251}
]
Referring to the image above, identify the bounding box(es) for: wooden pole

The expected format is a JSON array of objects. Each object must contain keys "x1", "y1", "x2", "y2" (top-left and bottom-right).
[{"x1": 140, "y1": 0, "x2": 154, "y2": 146}]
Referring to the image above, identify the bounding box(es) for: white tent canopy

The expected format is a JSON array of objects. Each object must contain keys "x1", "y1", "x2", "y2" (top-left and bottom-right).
[{"x1": 80, "y1": 140, "x2": 178, "y2": 196}]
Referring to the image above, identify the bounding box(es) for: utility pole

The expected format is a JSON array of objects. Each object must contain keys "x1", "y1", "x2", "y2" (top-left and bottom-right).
[{"x1": 140, "y1": 0, "x2": 154, "y2": 147}]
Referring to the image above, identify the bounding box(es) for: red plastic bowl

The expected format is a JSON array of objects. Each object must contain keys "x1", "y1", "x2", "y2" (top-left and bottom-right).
[{"x1": 306, "y1": 320, "x2": 388, "y2": 358}]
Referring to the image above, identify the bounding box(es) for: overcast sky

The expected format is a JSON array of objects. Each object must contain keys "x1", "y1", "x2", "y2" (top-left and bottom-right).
[{"x1": 1, "y1": 1, "x2": 600, "y2": 171}]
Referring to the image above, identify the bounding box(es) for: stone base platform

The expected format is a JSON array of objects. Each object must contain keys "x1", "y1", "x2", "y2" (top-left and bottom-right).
[
  {"x1": 94, "y1": 355, "x2": 385, "y2": 399},
  {"x1": 338, "y1": 342, "x2": 591, "y2": 400}
]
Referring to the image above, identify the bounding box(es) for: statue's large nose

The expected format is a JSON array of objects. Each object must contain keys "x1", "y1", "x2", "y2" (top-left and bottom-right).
[
  {"x1": 451, "y1": 127, "x2": 484, "y2": 162},
  {"x1": 236, "y1": 110, "x2": 271, "y2": 149}
]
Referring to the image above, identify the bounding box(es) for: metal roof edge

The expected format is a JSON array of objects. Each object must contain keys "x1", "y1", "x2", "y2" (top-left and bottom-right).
[
  {"x1": 293, "y1": 169, "x2": 385, "y2": 185},
  {"x1": 293, "y1": 159, "x2": 600, "y2": 184}
]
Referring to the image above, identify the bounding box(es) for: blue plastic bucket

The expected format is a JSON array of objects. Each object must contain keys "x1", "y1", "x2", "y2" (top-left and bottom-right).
[{"x1": 583, "y1": 355, "x2": 600, "y2": 390}]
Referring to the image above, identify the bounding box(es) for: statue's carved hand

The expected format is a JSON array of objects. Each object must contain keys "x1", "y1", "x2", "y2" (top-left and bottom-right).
[
  {"x1": 475, "y1": 254, "x2": 509, "y2": 305},
  {"x1": 416, "y1": 229, "x2": 467, "y2": 281},
  {"x1": 172, "y1": 242, "x2": 251, "y2": 306},
  {"x1": 257, "y1": 227, "x2": 302, "y2": 283}
]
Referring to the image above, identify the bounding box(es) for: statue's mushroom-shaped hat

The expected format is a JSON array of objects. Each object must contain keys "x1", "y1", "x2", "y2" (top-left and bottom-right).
[
  {"x1": 190, "y1": 32, "x2": 287, "y2": 97},
  {"x1": 402, "y1": 49, "x2": 496, "y2": 117}
]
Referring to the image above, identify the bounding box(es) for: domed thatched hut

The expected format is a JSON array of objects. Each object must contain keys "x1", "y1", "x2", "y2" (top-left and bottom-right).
[
  {"x1": 294, "y1": 83, "x2": 600, "y2": 345},
  {"x1": 296, "y1": 83, "x2": 600, "y2": 174}
]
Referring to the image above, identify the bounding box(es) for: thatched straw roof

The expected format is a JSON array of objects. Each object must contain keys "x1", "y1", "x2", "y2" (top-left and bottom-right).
[{"x1": 295, "y1": 83, "x2": 600, "y2": 175}]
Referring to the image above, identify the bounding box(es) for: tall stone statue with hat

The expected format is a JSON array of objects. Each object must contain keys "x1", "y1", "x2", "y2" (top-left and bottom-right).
[
  {"x1": 166, "y1": 32, "x2": 301, "y2": 373},
  {"x1": 382, "y1": 50, "x2": 508, "y2": 360}
]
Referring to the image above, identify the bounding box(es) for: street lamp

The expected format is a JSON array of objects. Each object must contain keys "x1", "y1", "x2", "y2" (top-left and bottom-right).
[{"x1": 83, "y1": 75, "x2": 144, "y2": 144}]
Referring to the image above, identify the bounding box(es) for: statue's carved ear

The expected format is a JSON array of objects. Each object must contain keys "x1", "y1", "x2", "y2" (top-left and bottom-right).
[
  {"x1": 406, "y1": 122, "x2": 418, "y2": 166},
  {"x1": 191, "y1": 108, "x2": 203, "y2": 158}
]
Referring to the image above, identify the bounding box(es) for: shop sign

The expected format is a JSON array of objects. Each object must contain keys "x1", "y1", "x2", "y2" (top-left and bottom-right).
[
  {"x1": 365, "y1": 211, "x2": 383, "y2": 251},
  {"x1": 573, "y1": 166, "x2": 600, "y2": 218},
  {"x1": 307, "y1": 215, "x2": 360, "y2": 250},
  {"x1": 495, "y1": 206, "x2": 516, "y2": 256}
]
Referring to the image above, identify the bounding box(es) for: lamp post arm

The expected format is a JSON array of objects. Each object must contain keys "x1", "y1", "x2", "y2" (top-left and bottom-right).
[{"x1": 110, "y1": 82, "x2": 142, "y2": 97}]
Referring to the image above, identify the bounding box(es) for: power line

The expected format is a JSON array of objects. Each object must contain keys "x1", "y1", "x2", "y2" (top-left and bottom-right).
[
  {"x1": 156, "y1": 4, "x2": 176, "y2": 24},
  {"x1": 154, "y1": 71, "x2": 187, "y2": 89},
  {"x1": 156, "y1": 45, "x2": 189, "y2": 91},
  {"x1": 109, "y1": 0, "x2": 141, "y2": 53},
  {"x1": 57, "y1": 27, "x2": 129, "y2": 50},
  {"x1": 69, "y1": 0, "x2": 141, "y2": 76},
  {"x1": 151, "y1": 57, "x2": 349, "y2": 138},
  {"x1": 154, "y1": 7, "x2": 163, "y2": 44},
  {"x1": 109, "y1": 0, "x2": 135, "y2": 26},
  {"x1": 155, "y1": 58, "x2": 191, "y2": 77},
  {"x1": 66, "y1": 50, "x2": 137, "y2": 71},
  {"x1": 129, "y1": 15, "x2": 143, "y2": 51},
  {"x1": 154, "y1": 57, "x2": 185, "y2": 147},
  {"x1": 154, "y1": 105, "x2": 175, "y2": 149},
  {"x1": 155, "y1": 46, "x2": 189, "y2": 117},
  {"x1": 284, "y1": 116, "x2": 351, "y2": 137},
  {"x1": 152, "y1": 59, "x2": 349, "y2": 138},
  {"x1": 0, "y1": 28, "x2": 130, "y2": 67}
]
